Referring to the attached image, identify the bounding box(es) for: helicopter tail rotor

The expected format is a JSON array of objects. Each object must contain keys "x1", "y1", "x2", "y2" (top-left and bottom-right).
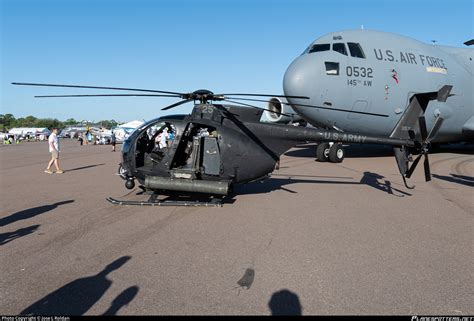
[
  {"x1": 391, "y1": 85, "x2": 452, "y2": 188},
  {"x1": 405, "y1": 115, "x2": 444, "y2": 182}
]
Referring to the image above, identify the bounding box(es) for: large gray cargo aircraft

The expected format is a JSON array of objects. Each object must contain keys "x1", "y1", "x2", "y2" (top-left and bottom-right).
[{"x1": 265, "y1": 29, "x2": 473, "y2": 162}]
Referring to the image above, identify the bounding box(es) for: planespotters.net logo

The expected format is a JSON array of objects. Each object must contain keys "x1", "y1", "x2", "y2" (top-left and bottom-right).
[{"x1": 412, "y1": 317, "x2": 473, "y2": 321}]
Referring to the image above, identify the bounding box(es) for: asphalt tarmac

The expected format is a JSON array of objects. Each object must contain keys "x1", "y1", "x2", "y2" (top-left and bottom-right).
[{"x1": 0, "y1": 140, "x2": 472, "y2": 315}]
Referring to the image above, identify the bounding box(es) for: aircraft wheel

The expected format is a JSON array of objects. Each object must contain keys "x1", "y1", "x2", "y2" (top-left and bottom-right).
[
  {"x1": 328, "y1": 144, "x2": 344, "y2": 163},
  {"x1": 118, "y1": 164, "x2": 127, "y2": 180},
  {"x1": 125, "y1": 179, "x2": 135, "y2": 190},
  {"x1": 316, "y1": 143, "x2": 330, "y2": 162}
]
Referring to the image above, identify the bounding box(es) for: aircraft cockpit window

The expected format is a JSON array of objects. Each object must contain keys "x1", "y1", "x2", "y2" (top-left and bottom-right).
[
  {"x1": 332, "y1": 43, "x2": 347, "y2": 56},
  {"x1": 308, "y1": 44, "x2": 330, "y2": 53},
  {"x1": 347, "y1": 42, "x2": 366, "y2": 58},
  {"x1": 325, "y1": 62, "x2": 339, "y2": 75},
  {"x1": 300, "y1": 44, "x2": 312, "y2": 56}
]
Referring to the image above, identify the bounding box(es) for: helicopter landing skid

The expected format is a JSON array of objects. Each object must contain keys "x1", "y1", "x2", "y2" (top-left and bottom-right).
[{"x1": 106, "y1": 193, "x2": 224, "y2": 207}]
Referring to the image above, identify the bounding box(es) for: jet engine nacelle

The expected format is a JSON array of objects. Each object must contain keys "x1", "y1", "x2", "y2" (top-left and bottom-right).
[{"x1": 263, "y1": 97, "x2": 304, "y2": 125}]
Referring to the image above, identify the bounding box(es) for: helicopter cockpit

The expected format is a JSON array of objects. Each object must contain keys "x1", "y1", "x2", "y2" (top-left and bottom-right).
[
  {"x1": 132, "y1": 118, "x2": 222, "y2": 181},
  {"x1": 134, "y1": 121, "x2": 177, "y2": 171}
]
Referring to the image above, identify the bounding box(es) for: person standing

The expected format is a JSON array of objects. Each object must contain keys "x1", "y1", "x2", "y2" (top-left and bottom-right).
[
  {"x1": 167, "y1": 130, "x2": 175, "y2": 147},
  {"x1": 45, "y1": 128, "x2": 64, "y2": 174},
  {"x1": 85, "y1": 127, "x2": 90, "y2": 145},
  {"x1": 111, "y1": 131, "x2": 116, "y2": 152}
]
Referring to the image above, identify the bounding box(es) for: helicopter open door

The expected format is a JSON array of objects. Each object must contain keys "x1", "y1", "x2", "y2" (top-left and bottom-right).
[{"x1": 168, "y1": 123, "x2": 221, "y2": 179}]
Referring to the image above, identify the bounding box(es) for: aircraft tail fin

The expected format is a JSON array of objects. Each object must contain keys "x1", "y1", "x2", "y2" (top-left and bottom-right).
[{"x1": 390, "y1": 85, "x2": 452, "y2": 188}]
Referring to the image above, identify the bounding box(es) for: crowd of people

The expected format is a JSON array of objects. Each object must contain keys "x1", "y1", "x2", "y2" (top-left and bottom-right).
[
  {"x1": 77, "y1": 130, "x2": 115, "y2": 148},
  {"x1": 2, "y1": 133, "x2": 49, "y2": 144}
]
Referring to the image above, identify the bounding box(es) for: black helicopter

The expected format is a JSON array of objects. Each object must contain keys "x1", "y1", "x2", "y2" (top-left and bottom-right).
[{"x1": 13, "y1": 82, "x2": 452, "y2": 206}]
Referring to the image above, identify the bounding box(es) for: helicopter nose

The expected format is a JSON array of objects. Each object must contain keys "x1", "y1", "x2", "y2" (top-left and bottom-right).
[{"x1": 283, "y1": 55, "x2": 314, "y2": 103}]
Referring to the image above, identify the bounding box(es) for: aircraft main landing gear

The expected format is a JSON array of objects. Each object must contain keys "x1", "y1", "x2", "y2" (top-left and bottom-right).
[
  {"x1": 316, "y1": 143, "x2": 330, "y2": 162},
  {"x1": 316, "y1": 142, "x2": 344, "y2": 163}
]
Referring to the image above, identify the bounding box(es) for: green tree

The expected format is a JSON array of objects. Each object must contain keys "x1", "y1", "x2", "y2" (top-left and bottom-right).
[
  {"x1": 16, "y1": 117, "x2": 26, "y2": 127},
  {"x1": 64, "y1": 118, "x2": 77, "y2": 125},
  {"x1": 0, "y1": 114, "x2": 128, "y2": 130},
  {"x1": 24, "y1": 115, "x2": 37, "y2": 127},
  {"x1": 34, "y1": 118, "x2": 63, "y2": 129},
  {"x1": 0, "y1": 113, "x2": 16, "y2": 129},
  {"x1": 98, "y1": 120, "x2": 119, "y2": 129}
]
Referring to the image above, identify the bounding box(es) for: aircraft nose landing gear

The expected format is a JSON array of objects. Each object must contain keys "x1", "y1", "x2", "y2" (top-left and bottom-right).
[{"x1": 316, "y1": 142, "x2": 344, "y2": 163}]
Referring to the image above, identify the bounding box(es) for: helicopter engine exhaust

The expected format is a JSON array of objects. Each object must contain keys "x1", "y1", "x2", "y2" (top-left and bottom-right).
[{"x1": 145, "y1": 176, "x2": 231, "y2": 195}]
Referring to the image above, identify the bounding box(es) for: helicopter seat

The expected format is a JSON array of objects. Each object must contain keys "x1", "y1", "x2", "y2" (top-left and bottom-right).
[{"x1": 150, "y1": 148, "x2": 166, "y2": 163}]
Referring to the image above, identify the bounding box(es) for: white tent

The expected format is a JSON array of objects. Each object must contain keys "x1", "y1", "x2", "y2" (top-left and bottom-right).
[
  {"x1": 8, "y1": 128, "x2": 51, "y2": 141},
  {"x1": 113, "y1": 120, "x2": 145, "y2": 142},
  {"x1": 9, "y1": 127, "x2": 50, "y2": 136},
  {"x1": 118, "y1": 120, "x2": 144, "y2": 129}
]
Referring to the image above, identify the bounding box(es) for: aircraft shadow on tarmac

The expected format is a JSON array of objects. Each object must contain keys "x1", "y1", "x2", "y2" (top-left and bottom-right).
[
  {"x1": 232, "y1": 171, "x2": 411, "y2": 198},
  {"x1": 0, "y1": 200, "x2": 75, "y2": 227},
  {"x1": 432, "y1": 173, "x2": 474, "y2": 187},
  {"x1": 124, "y1": 171, "x2": 410, "y2": 205},
  {"x1": 20, "y1": 256, "x2": 139, "y2": 316},
  {"x1": 0, "y1": 224, "x2": 40, "y2": 246},
  {"x1": 268, "y1": 289, "x2": 302, "y2": 316},
  {"x1": 66, "y1": 163, "x2": 105, "y2": 172}
]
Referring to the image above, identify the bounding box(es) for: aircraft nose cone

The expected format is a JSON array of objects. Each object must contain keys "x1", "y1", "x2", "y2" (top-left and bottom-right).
[{"x1": 283, "y1": 56, "x2": 313, "y2": 102}]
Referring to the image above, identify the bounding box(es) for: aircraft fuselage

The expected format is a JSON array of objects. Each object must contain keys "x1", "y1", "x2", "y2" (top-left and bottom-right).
[{"x1": 283, "y1": 30, "x2": 473, "y2": 143}]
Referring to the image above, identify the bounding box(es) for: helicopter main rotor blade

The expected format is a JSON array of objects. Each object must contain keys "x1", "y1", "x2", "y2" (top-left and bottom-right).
[
  {"x1": 226, "y1": 97, "x2": 389, "y2": 117},
  {"x1": 34, "y1": 94, "x2": 182, "y2": 98},
  {"x1": 161, "y1": 99, "x2": 193, "y2": 111},
  {"x1": 225, "y1": 97, "x2": 283, "y2": 104},
  {"x1": 291, "y1": 102, "x2": 390, "y2": 117},
  {"x1": 223, "y1": 99, "x2": 292, "y2": 117},
  {"x1": 12, "y1": 82, "x2": 184, "y2": 96},
  {"x1": 217, "y1": 93, "x2": 310, "y2": 99}
]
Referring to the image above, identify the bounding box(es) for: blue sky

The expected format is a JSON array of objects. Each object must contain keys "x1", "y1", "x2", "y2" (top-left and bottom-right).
[{"x1": 1, "y1": 0, "x2": 472, "y2": 122}]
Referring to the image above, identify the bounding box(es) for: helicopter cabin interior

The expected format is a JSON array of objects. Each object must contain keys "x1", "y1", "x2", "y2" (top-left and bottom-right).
[{"x1": 134, "y1": 120, "x2": 222, "y2": 180}]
